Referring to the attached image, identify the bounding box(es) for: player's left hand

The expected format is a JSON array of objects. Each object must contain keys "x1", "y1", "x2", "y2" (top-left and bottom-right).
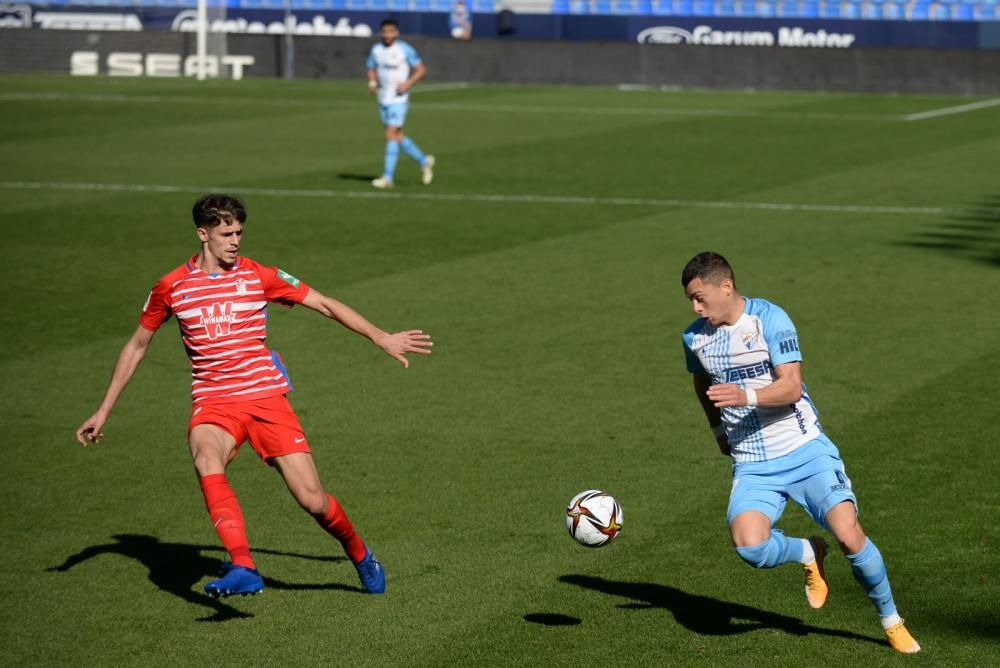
[
  {"x1": 376, "y1": 330, "x2": 433, "y2": 368},
  {"x1": 397, "y1": 81, "x2": 412, "y2": 95},
  {"x1": 706, "y1": 383, "x2": 750, "y2": 408}
]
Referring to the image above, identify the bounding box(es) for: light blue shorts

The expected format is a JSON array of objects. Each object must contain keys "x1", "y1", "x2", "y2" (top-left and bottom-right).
[
  {"x1": 727, "y1": 434, "x2": 858, "y2": 530},
  {"x1": 379, "y1": 102, "x2": 409, "y2": 128}
]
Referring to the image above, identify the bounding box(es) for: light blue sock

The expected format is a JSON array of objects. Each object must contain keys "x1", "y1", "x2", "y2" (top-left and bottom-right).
[
  {"x1": 735, "y1": 529, "x2": 805, "y2": 569},
  {"x1": 399, "y1": 136, "x2": 427, "y2": 166},
  {"x1": 383, "y1": 140, "x2": 400, "y2": 180},
  {"x1": 847, "y1": 538, "x2": 897, "y2": 618}
]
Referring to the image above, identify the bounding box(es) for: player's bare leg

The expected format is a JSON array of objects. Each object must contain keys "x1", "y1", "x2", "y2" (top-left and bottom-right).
[
  {"x1": 272, "y1": 452, "x2": 386, "y2": 593},
  {"x1": 190, "y1": 424, "x2": 263, "y2": 597},
  {"x1": 826, "y1": 501, "x2": 919, "y2": 653},
  {"x1": 730, "y1": 510, "x2": 827, "y2": 607}
]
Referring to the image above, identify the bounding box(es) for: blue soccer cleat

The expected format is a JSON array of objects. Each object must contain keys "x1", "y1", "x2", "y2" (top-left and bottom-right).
[
  {"x1": 204, "y1": 563, "x2": 264, "y2": 598},
  {"x1": 353, "y1": 549, "x2": 386, "y2": 594}
]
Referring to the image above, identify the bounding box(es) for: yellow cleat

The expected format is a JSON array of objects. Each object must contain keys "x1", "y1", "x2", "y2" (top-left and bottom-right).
[
  {"x1": 885, "y1": 621, "x2": 921, "y2": 654},
  {"x1": 803, "y1": 536, "x2": 829, "y2": 609}
]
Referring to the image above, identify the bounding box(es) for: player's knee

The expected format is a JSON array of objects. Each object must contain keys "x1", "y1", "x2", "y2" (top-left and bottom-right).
[
  {"x1": 296, "y1": 487, "x2": 328, "y2": 515},
  {"x1": 735, "y1": 539, "x2": 772, "y2": 569}
]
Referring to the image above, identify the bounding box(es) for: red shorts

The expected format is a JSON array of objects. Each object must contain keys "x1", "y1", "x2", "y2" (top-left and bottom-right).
[{"x1": 188, "y1": 394, "x2": 311, "y2": 464}]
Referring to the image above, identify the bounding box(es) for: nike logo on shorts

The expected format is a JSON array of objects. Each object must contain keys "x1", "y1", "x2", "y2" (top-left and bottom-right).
[{"x1": 294, "y1": 437, "x2": 305, "y2": 443}]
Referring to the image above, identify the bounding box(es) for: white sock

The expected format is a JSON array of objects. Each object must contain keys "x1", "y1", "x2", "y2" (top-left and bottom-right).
[
  {"x1": 880, "y1": 612, "x2": 902, "y2": 630},
  {"x1": 799, "y1": 538, "x2": 815, "y2": 565}
]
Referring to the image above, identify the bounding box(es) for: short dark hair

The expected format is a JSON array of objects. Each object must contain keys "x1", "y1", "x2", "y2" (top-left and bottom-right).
[
  {"x1": 380, "y1": 18, "x2": 399, "y2": 29},
  {"x1": 192, "y1": 194, "x2": 246, "y2": 229},
  {"x1": 681, "y1": 252, "x2": 736, "y2": 288}
]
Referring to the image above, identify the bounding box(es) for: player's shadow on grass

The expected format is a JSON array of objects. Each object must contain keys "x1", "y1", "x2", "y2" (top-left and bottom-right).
[
  {"x1": 558, "y1": 575, "x2": 883, "y2": 647},
  {"x1": 897, "y1": 193, "x2": 1000, "y2": 268},
  {"x1": 47, "y1": 534, "x2": 360, "y2": 623},
  {"x1": 337, "y1": 172, "x2": 379, "y2": 183}
]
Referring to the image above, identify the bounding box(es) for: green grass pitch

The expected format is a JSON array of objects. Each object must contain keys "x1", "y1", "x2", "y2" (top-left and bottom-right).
[{"x1": 1, "y1": 74, "x2": 998, "y2": 665}]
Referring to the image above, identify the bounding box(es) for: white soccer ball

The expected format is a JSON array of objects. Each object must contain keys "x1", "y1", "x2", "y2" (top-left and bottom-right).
[
  {"x1": 451, "y1": 26, "x2": 465, "y2": 39},
  {"x1": 565, "y1": 490, "x2": 622, "y2": 547}
]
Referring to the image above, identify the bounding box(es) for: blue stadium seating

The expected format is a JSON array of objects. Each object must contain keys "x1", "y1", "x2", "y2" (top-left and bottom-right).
[{"x1": 12, "y1": 0, "x2": 1000, "y2": 21}]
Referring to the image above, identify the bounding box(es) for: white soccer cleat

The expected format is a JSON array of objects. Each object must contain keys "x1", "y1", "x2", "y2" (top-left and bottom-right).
[
  {"x1": 421, "y1": 155, "x2": 435, "y2": 186},
  {"x1": 371, "y1": 177, "x2": 394, "y2": 189}
]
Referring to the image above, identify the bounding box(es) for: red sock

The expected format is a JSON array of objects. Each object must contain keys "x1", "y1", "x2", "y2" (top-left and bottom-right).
[
  {"x1": 198, "y1": 474, "x2": 255, "y2": 569},
  {"x1": 315, "y1": 494, "x2": 367, "y2": 563}
]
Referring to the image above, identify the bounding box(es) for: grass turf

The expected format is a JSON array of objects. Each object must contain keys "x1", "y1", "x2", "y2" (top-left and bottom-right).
[{"x1": 1, "y1": 74, "x2": 999, "y2": 666}]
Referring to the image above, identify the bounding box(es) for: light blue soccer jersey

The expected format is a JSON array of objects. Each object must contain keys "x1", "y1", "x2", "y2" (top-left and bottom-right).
[
  {"x1": 682, "y1": 297, "x2": 822, "y2": 463},
  {"x1": 366, "y1": 40, "x2": 422, "y2": 105}
]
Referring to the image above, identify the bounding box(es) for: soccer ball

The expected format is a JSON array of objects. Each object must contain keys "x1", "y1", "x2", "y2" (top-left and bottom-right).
[{"x1": 565, "y1": 490, "x2": 622, "y2": 547}]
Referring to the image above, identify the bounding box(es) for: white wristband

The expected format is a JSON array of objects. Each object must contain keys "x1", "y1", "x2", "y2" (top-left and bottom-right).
[
  {"x1": 711, "y1": 423, "x2": 726, "y2": 438},
  {"x1": 368, "y1": 80, "x2": 377, "y2": 88},
  {"x1": 745, "y1": 388, "x2": 758, "y2": 408}
]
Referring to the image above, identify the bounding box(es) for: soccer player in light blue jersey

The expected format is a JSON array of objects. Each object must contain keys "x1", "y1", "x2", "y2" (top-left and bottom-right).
[
  {"x1": 680, "y1": 252, "x2": 920, "y2": 654},
  {"x1": 366, "y1": 19, "x2": 435, "y2": 189}
]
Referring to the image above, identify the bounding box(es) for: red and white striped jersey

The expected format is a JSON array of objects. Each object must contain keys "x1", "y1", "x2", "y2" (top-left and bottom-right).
[{"x1": 139, "y1": 255, "x2": 311, "y2": 404}]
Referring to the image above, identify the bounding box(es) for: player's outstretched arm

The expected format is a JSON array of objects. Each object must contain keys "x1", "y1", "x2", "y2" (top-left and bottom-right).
[
  {"x1": 75, "y1": 325, "x2": 156, "y2": 446},
  {"x1": 706, "y1": 362, "x2": 804, "y2": 409},
  {"x1": 693, "y1": 373, "x2": 729, "y2": 456},
  {"x1": 300, "y1": 288, "x2": 432, "y2": 368}
]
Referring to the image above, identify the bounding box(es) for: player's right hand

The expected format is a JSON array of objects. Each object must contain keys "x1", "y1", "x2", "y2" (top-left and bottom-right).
[{"x1": 75, "y1": 413, "x2": 107, "y2": 447}]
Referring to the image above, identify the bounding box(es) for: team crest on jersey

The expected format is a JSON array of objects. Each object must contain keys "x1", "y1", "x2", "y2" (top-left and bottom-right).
[
  {"x1": 236, "y1": 278, "x2": 248, "y2": 296},
  {"x1": 199, "y1": 302, "x2": 236, "y2": 340},
  {"x1": 277, "y1": 269, "x2": 300, "y2": 288},
  {"x1": 741, "y1": 327, "x2": 759, "y2": 350}
]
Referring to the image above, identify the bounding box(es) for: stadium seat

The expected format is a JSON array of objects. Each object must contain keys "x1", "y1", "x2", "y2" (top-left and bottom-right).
[
  {"x1": 613, "y1": 0, "x2": 633, "y2": 12},
  {"x1": 693, "y1": 0, "x2": 715, "y2": 13},
  {"x1": 861, "y1": 0, "x2": 881, "y2": 16},
  {"x1": 676, "y1": 0, "x2": 694, "y2": 13},
  {"x1": 842, "y1": 0, "x2": 860, "y2": 14},
  {"x1": 801, "y1": 0, "x2": 819, "y2": 14},
  {"x1": 472, "y1": 0, "x2": 494, "y2": 10},
  {"x1": 593, "y1": 0, "x2": 612, "y2": 12},
  {"x1": 718, "y1": 0, "x2": 737, "y2": 13},
  {"x1": 910, "y1": 0, "x2": 930, "y2": 17},
  {"x1": 387, "y1": 0, "x2": 409, "y2": 9},
  {"x1": 821, "y1": 0, "x2": 840, "y2": 14},
  {"x1": 777, "y1": 0, "x2": 797, "y2": 14},
  {"x1": 954, "y1": 1, "x2": 972, "y2": 16},
  {"x1": 883, "y1": 0, "x2": 905, "y2": 15},
  {"x1": 978, "y1": 2, "x2": 997, "y2": 17},
  {"x1": 413, "y1": 0, "x2": 430, "y2": 8},
  {"x1": 569, "y1": 0, "x2": 589, "y2": 12},
  {"x1": 756, "y1": 0, "x2": 777, "y2": 15},
  {"x1": 431, "y1": 0, "x2": 452, "y2": 9},
  {"x1": 653, "y1": 0, "x2": 674, "y2": 12},
  {"x1": 552, "y1": 0, "x2": 570, "y2": 11},
  {"x1": 635, "y1": 0, "x2": 654, "y2": 12}
]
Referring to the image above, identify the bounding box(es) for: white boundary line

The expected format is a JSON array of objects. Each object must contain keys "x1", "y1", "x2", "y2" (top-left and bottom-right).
[
  {"x1": 903, "y1": 97, "x2": 1000, "y2": 121},
  {"x1": 0, "y1": 92, "x2": 900, "y2": 122},
  {"x1": 0, "y1": 181, "x2": 955, "y2": 217},
  {"x1": 4, "y1": 91, "x2": 999, "y2": 122}
]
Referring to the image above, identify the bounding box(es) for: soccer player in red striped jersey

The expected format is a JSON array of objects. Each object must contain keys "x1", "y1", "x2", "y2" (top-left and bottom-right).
[{"x1": 75, "y1": 194, "x2": 432, "y2": 597}]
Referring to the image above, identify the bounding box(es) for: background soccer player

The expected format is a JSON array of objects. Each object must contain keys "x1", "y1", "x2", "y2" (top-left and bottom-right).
[
  {"x1": 75, "y1": 194, "x2": 433, "y2": 598},
  {"x1": 366, "y1": 19, "x2": 435, "y2": 189},
  {"x1": 679, "y1": 251, "x2": 920, "y2": 654}
]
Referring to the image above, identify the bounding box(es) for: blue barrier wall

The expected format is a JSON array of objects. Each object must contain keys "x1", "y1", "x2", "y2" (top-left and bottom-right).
[{"x1": 4, "y1": 4, "x2": 1000, "y2": 47}]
